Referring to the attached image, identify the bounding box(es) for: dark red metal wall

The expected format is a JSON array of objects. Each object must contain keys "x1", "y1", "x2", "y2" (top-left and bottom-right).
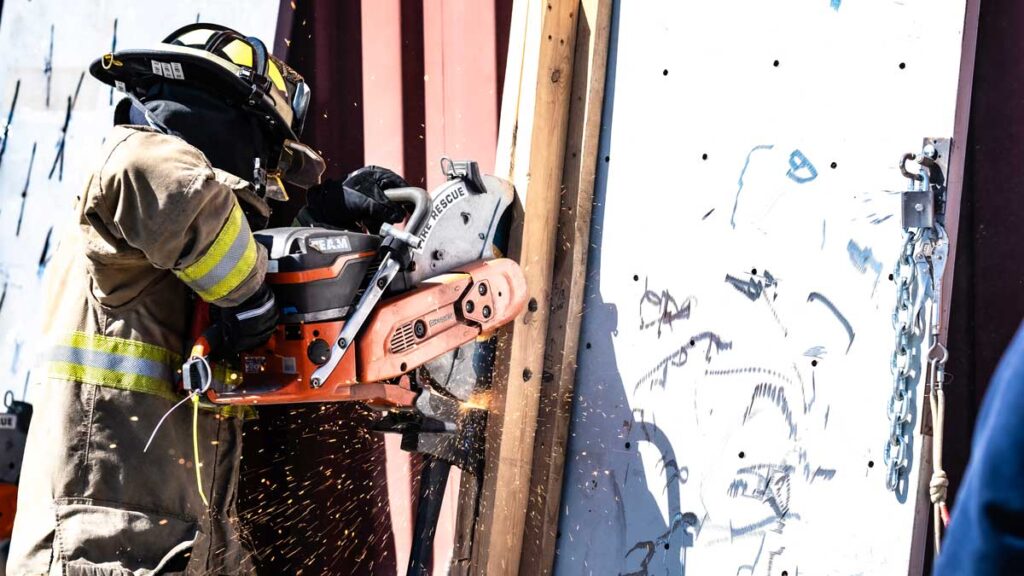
[
  {"x1": 940, "y1": 0, "x2": 1024, "y2": 556},
  {"x1": 240, "y1": 1, "x2": 512, "y2": 573}
]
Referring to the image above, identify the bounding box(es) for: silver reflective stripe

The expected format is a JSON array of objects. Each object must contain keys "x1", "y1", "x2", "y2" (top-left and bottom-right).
[
  {"x1": 49, "y1": 345, "x2": 176, "y2": 382},
  {"x1": 189, "y1": 224, "x2": 253, "y2": 295},
  {"x1": 235, "y1": 293, "x2": 276, "y2": 321}
]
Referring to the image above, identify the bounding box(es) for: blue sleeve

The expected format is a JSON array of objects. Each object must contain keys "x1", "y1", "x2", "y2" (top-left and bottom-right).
[{"x1": 935, "y1": 320, "x2": 1024, "y2": 575}]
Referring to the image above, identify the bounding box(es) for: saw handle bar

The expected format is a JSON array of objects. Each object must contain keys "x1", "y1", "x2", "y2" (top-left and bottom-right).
[{"x1": 381, "y1": 187, "x2": 431, "y2": 252}]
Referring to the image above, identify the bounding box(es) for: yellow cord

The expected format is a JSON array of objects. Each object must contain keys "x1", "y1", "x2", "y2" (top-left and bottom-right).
[{"x1": 192, "y1": 393, "x2": 209, "y2": 507}]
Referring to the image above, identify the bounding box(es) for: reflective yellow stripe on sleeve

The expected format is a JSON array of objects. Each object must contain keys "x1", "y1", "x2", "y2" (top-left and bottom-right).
[
  {"x1": 47, "y1": 332, "x2": 254, "y2": 419},
  {"x1": 175, "y1": 203, "x2": 258, "y2": 303}
]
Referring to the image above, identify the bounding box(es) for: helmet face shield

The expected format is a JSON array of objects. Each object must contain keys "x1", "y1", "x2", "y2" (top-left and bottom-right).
[
  {"x1": 290, "y1": 81, "x2": 311, "y2": 136},
  {"x1": 261, "y1": 140, "x2": 325, "y2": 202},
  {"x1": 264, "y1": 173, "x2": 290, "y2": 202},
  {"x1": 275, "y1": 140, "x2": 326, "y2": 189}
]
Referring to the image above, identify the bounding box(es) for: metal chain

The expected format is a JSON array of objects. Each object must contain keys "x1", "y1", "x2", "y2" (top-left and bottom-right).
[
  {"x1": 883, "y1": 146, "x2": 951, "y2": 493},
  {"x1": 884, "y1": 229, "x2": 925, "y2": 491}
]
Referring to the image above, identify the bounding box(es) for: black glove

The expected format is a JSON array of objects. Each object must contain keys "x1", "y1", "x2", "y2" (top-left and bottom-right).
[
  {"x1": 304, "y1": 165, "x2": 408, "y2": 231},
  {"x1": 216, "y1": 283, "x2": 279, "y2": 355}
]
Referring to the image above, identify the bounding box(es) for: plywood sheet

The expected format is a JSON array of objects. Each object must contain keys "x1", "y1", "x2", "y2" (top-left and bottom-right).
[{"x1": 555, "y1": 1, "x2": 969, "y2": 574}]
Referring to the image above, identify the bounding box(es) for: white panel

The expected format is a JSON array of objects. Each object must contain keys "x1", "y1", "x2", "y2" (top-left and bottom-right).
[
  {"x1": 0, "y1": 1, "x2": 279, "y2": 400},
  {"x1": 556, "y1": 0, "x2": 966, "y2": 575}
]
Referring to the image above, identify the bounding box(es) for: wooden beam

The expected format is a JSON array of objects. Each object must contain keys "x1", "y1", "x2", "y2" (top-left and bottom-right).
[
  {"x1": 519, "y1": 1, "x2": 611, "y2": 574},
  {"x1": 466, "y1": 1, "x2": 581, "y2": 574},
  {"x1": 450, "y1": 1, "x2": 535, "y2": 570},
  {"x1": 450, "y1": 468, "x2": 481, "y2": 575},
  {"x1": 494, "y1": 0, "x2": 540, "y2": 181}
]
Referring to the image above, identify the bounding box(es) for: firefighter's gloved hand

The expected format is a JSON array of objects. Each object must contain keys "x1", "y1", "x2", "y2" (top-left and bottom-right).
[
  {"x1": 218, "y1": 283, "x2": 279, "y2": 354},
  {"x1": 304, "y1": 165, "x2": 408, "y2": 231},
  {"x1": 342, "y1": 165, "x2": 409, "y2": 223}
]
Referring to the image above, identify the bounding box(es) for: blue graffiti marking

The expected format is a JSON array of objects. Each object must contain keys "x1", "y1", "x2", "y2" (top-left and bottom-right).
[
  {"x1": 634, "y1": 332, "x2": 733, "y2": 392},
  {"x1": 847, "y1": 239, "x2": 883, "y2": 295},
  {"x1": 731, "y1": 144, "x2": 774, "y2": 228},
  {"x1": 807, "y1": 292, "x2": 855, "y2": 352},
  {"x1": 38, "y1": 227, "x2": 54, "y2": 277},
  {"x1": 11, "y1": 340, "x2": 23, "y2": 374},
  {"x1": 786, "y1": 149, "x2": 818, "y2": 183},
  {"x1": 831, "y1": 0, "x2": 842, "y2": 10}
]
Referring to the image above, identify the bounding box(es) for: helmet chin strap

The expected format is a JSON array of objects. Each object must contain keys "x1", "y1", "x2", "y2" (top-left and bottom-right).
[
  {"x1": 123, "y1": 91, "x2": 171, "y2": 134},
  {"x1": 252, "y1": 157, "x2": 267, "y2": 198}
]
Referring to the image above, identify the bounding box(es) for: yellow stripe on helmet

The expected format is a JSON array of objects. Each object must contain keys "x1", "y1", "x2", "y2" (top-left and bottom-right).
[
  {"x1": 267, "y1": 60, "x2": 287, "y2": 92},
  {"x1": 222, "y1": 39, "x2": 286, "y2": 92},
  {"x1": 221, "y1": 38, "x2": 254, "y2": 67}
]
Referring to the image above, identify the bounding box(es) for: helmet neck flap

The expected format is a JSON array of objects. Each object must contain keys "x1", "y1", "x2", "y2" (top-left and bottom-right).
[{"x1": 128, "y1": 83, "x2": 270, "y2": 186}]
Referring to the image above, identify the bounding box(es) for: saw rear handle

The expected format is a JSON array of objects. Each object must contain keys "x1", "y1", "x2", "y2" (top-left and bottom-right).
[{"x1": 182, "y1": 325, "x2": 220, "y2": 395}]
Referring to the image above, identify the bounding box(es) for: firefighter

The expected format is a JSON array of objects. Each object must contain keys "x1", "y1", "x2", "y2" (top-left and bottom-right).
[{"x1": 7, "y1": 24, "x2": 403, "y2": 575}]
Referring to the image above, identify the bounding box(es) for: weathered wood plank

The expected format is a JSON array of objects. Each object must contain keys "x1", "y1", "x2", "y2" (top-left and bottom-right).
[
  {"x1": 468, "y1": 1, "x2": 581, "y2": 574},
  {"x1": 519, "y1": 1, "x2": 612, "y2": 574}
]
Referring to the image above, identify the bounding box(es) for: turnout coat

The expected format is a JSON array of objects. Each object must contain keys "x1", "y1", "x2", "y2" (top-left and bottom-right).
[{"x1": 9, "y1": 125, "x2": 267, "y2": 576}]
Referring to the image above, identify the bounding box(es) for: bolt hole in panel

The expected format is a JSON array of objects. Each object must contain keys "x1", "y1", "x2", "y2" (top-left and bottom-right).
[{"x1": 554, "y1": 0, "x2": 968, "y2": 574}]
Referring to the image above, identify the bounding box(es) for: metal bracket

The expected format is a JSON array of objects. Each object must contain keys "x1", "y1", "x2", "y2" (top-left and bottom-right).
[
  {"x1": 901, "y1": 138, "x2": 951, "y2": 231},
  {"x1": 902, "y1": 190, "x2": 935, "y2": 230},
  {"x1": 441, "y1": 157, "x2": 486, "y2": 194}
]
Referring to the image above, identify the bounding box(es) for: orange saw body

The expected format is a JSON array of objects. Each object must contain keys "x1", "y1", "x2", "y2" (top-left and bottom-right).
[{"x1": 208, "y1": 258, "x2": 525, "y2": 407}]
